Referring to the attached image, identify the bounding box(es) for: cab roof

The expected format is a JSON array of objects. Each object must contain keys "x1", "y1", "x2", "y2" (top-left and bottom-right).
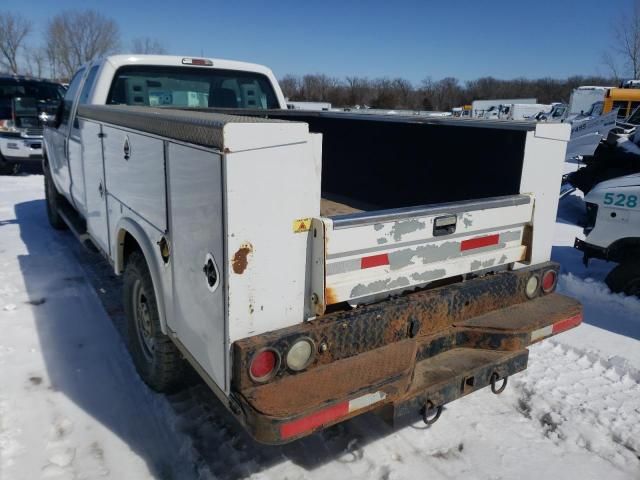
[{"x1": 101, "y1": 55, "x2": 276, "y2": 77}]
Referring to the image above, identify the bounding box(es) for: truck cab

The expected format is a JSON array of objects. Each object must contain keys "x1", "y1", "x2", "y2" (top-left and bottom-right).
[{"x1": 45, "y1": 55, "x2": 286, "y2": 211}]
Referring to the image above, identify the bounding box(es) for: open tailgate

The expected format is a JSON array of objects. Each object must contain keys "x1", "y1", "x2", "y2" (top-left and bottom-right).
[{"x1": 311, "y1": 194, "x2": 533, "y2": 314}]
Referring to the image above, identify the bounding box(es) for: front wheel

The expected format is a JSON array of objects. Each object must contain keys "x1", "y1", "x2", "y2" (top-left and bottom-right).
[
  {"x1": 123, "y1": 251, "x2": 187, "y2": 392},
  {"x1": 44, "y1": 165, "x2": 67, "y2": 230},
  {"x1": 0, "y1": 152, "x2": 17, "y2": 175},
  {"x1": 605, "y1": 261, "x2": 640, "y2": 298}
]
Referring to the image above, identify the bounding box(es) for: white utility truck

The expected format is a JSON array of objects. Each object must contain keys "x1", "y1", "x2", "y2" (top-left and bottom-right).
[
  {"x1": 485, "y1": 103, "x2": 550, "y2": 121},
  {"x1": 471, "y1": 98, "x2": 537, "y2": 118},
  {"x1": 568, "y1": 86, "x2": 610, "y2": 116},
  {"x1": 575, "y1": 173, "x2": 640, "y2": 297},
  {"x1": 43, "y1": 55, "x2": 582, "y2": 444}
]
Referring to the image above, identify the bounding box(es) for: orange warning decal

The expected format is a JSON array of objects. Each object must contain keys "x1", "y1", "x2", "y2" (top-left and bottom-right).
[{"x1": 293, "y1": 218, "x2": 312, "y2": 233}]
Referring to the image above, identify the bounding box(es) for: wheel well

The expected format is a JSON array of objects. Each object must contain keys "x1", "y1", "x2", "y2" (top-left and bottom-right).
[
  {"x1": 608, "y1": 237, "x2": 640, "y2": 263},
  {"x1": 121, "y1": 231, "x2": 141, "y2": 270}
]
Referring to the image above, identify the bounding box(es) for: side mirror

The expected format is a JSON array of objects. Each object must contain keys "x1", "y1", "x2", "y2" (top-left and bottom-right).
[
  {"x1": 40, "y1": 101, "x2": 64, "y2": 129},
  {"x1": 53, "y1": 101, "x2": 64, "y2": 128}
]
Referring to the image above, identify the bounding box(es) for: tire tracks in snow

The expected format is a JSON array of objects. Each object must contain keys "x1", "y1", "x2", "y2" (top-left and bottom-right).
[
  {"x1": 68, "y1": 230, "x2": 640, "y2": 478},
  {"x1": 512, "y1": 340, "x2": 640, "y2": 469}
]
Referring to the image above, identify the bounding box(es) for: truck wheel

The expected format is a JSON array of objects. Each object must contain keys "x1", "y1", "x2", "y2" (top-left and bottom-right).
[
  {"x1": 123, "y1": 251, "x2": 186, "y2": 392},
  {"x1": 0, "y1": 153, "x2": 17, "y2": 175},
  {"x1": 44, "y1": 166, "x2": 68, "y2": 230},
  {"x1": 605, "y1": 261, "x2": 640, "y2": 298}
]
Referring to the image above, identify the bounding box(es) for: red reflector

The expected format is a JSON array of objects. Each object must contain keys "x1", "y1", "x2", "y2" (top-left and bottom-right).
[
  {"x1": 280, "y1": 401, "x2": 349, "y2": 439},
  {"x1": 361, "y1": 253, "x2": 389, "y2": 269},
  {"x1": 460, "y1": 234, "x2": 500, "y2": 252},
  {"x1": 250, "y1": 350, "x2": 277, "y2": 380},
  {"x1": 542, "y1": 270, "x2": 557, "y2": 292},
  {"x1": 552, "y1": 313, "x2": 582, "y2": 334}
]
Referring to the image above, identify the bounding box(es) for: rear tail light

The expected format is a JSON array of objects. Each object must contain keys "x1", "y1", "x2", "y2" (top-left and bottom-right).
[
  {"x1": 541, "y1": 270, "x2": 557, "y2": 293},
  {"x1": 249, "y1": 348, "x2": 280, "y2": 382},
  {"x1": 286, "y1": 338, "x2": 315, "y2": 371},
  {"x1": 525, "y1": 275, "x2": 539, "y2": 298}
]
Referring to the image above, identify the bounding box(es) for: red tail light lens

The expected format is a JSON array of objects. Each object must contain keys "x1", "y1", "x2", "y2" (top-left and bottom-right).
[
  {"x1": 542, "y1": 270, "x2": 557, "y2": 293},
  {"x1": 250, "y1": 349, "x2": 279, "y2": 382}
]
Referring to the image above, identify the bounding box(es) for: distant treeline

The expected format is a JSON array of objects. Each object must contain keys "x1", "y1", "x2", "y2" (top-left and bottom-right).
[{"x1": 279, "y1": 74, "x2": 619, "y2": 111}]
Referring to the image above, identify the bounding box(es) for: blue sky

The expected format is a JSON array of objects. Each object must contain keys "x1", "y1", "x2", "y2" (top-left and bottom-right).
[{"x1": 5, "y1": 0, "x2": 631, "y2": 82}]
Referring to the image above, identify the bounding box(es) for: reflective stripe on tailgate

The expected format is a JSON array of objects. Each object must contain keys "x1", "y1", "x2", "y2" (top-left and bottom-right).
[{"x1": 315, "y1": 195, "x2": 533, "y2": 307}]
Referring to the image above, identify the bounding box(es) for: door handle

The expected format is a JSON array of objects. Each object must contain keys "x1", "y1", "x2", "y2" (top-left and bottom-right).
[
  {"x1": 433, "y1": 214, "x2": 457, "y2": 236},
  {"x1": 98, "y1": 181, "x2": 104, "y2": 198},
  {"x1": 123, "y1": 136, "x2": 130, "y2": 160}
]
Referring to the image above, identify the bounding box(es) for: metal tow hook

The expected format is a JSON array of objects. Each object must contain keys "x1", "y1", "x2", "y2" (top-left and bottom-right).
[
  {"x1": 422, "y1": 400, "x2": 442, "y2": 426},
  {"x1": 490, "y1": 372, "x2": 508, "y2": 394}
]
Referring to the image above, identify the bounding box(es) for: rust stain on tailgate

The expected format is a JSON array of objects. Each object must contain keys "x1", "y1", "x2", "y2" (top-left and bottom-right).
[
  {"x1": 232, "y1": 242, "x2": 253, "y2": 274},
  {"x1": 325, "y1": 286, "x2": 339, "y2": 305}
]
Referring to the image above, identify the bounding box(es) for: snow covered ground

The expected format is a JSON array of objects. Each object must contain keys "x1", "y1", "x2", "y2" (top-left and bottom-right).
[{"x1": 0, "y1": 174, "x2": 639, "y2": 480}]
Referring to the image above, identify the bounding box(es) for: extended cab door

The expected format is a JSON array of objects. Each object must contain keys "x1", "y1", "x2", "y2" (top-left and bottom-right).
[
  {"x1": 45, "y1": 68, "x2": 84, "y2": 198},
  {"x1": 67, "y1": 65, "x2": 99, "y2": 212}
]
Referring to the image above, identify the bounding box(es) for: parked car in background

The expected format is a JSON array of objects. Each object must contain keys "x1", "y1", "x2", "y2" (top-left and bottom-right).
[{"x1": 0, "y1": 75, "x2": 65, "y2": 174}]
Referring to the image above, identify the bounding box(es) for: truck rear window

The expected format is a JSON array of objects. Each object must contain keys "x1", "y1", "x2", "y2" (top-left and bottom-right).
[{"x1": 107, "y1": 66, "x2": 279, "y2": 109}]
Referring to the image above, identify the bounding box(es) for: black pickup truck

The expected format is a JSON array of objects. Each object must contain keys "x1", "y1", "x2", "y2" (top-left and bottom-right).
[{"x1": 0, "y1": 75, "x2": 64, "y2": 174}]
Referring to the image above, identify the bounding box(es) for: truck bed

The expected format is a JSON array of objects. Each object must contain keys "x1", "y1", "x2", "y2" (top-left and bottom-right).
[
  {"x1": 203, "y1": 108, "x2": 538, "y2": 210},
  {"x1": 320, "y1": 197, "x2": 362, "y2": 216},
  {"x1": 320, "y1": 194, "x2": 383, "y2": 216}
]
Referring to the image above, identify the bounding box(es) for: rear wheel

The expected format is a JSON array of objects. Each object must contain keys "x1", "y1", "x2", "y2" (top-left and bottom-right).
[
  {"x1": 123, "y1": 250, "x2": 187, "y2": 392},
  {"x1": 605, "y1": 261, "x2": 640, "y2": 298},
  {"x1": 43, "y1": 165, "x2": 67, "y2": 230}
]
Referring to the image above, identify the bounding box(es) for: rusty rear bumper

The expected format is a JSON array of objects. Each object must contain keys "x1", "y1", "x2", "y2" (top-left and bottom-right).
[{"x1": 232, "y1": 264, "x2": 582, "y2": 444}]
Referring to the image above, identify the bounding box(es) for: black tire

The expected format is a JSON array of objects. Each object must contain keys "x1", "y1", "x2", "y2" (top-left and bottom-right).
[
  {"x1": 43, "y1": 165, "x2": 67, "y2": 230},
  {"x1": 123, "y1": 251, "x2": 186, "y2": 392},
  {"x1": 0, "y1": 152, "x2": 17, "y2": 175},
  {"x1": 605, "y1": 261, "x2": 640, "y2": 298}
]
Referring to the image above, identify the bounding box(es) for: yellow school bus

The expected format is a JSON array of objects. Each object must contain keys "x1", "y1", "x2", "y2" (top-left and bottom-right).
[{"x1": 603, "y1": 87, "x2": 640, "y2": 118}]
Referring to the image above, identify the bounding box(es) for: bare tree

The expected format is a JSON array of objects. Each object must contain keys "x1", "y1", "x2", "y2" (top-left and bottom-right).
[
  {"x1": 299, "y1": 74, "x2": 339, "y2": 102},
  {"x1": 46, "y1": 10, "x2": 120, "y2": 78},
  {"x1": 345, "y1": 76, "x2": 373, "y2": 106},
  {"x1": 279, "y1": 74, "x2": 301, "y2": 99},
  {"x1": 602, "y1": 51, "x2": 621, "y2": 81},
  {"x1": 27, "y1": 48, "x2": 46, "y2": 78},
  {"x1": 392, "y1": 78, "x2": 413, "y2": 108},
  {"x1": 0, "y1": 11, "x2": 32, "y2": 74},
  {"x1": 605, "y1": 0, "x2": 640, "y2": 78},
  {"x1": 422, "y1": 77, "x2": 464, "y2": 111},
  {"x1": 278, "y1": 71, "x2": 618, "y2": 111},
  {"x1": 131, "y1": 37, "x2": 166, "y2": 54}
]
